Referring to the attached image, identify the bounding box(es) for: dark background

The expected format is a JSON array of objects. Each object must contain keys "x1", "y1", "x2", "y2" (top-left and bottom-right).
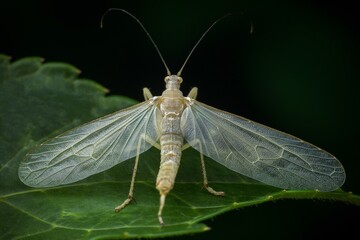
[{"x1": 1, "y1": 0, "x2": 359, "y2": 239}]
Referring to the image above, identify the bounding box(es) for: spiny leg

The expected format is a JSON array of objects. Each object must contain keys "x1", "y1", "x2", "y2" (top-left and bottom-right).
[
  {"x1": 115, "y1": 134, "x2": 149, "y2": 212},
  {"x1": 182, "y1": 142, "x2": 224, "y2": 196},
  {"x1": 114, "y1": 133, "x2": 164, "y2": 223},
  {"x1": 114, "y1": 147, "x2": 140, "y2": 212},
  {"x1": 199, "y1": 151, "x2": 224, "y2": 196}
]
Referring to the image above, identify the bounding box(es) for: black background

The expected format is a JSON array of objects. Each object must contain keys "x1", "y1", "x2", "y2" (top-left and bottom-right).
[{"x1": 1, "y1": 0, "x2": 359, "y2": 239}]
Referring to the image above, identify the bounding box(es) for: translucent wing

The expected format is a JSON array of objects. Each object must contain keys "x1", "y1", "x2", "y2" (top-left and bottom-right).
[
  {"x1": 19, "y1": 101, "x2": 160, "y2": 187},
  {"x1": 181, "y1": 101, "x2": 345, "y2": 191}
]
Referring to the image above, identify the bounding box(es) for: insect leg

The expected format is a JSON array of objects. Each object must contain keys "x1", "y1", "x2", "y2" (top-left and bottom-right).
[
  {"x1": 114, "y1": 140, "x2": 141, "y2": 212},
  {"x1": 183, "y1": 140, "x2": 224, "y2": 195},
  {"x1": 199, "y1": 151, "x2": 225, "y2": 196},
  {"x1": 115, "y1": 133, "x2": 158, "y2": 212}
]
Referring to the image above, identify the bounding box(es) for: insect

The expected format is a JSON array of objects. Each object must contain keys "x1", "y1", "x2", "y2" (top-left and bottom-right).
[{"x1": 18, "y1": 9, "x2": 346, "y2": 225}]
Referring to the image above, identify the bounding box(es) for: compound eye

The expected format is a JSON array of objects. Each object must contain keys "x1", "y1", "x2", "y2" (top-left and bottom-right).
[
  {"x1": 164, "y1": 76, "x2": 170, "y2": 82},
  {"x1": 178, "y1": 77, "x2": 183, "y2": 83}
]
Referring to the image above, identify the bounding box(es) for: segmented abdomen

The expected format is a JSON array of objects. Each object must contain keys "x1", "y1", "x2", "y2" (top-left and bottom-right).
[{"x1": 156, "y1": 114, "x2": 183, "y2": 195}]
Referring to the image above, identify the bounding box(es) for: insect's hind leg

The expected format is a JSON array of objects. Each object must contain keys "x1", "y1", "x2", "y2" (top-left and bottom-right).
[
  {"x1": 199, "y1": 151, "x2": 225, "y2": 196},
  {"x1": 114, "y1": 139, "x2": 141, "y2": 212},
  {"x1": 182, "y1": 141, "x2": 224, "y2": 196},
  {"x1": 115, "y1": 134, "x2": 157, "y2": 212}
]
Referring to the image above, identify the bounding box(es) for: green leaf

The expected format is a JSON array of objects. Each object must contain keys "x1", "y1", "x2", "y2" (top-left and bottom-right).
[{"x1": 0, "y1": 54, "x2": 359, "y2": 239}]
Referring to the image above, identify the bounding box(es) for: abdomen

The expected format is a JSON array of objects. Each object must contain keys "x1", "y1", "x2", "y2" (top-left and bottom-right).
[{"x1": 156, "y1": 114, "x2": 183, "y2": 195}]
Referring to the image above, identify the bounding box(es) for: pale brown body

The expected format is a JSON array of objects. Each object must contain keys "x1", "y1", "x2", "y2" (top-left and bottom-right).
[
  {"x1": 156, "y1": 76, "x2": 185, "y2": 196},
  {"x1": 115, "y1": 75, "x2": 223, "y2": 225},
  {"x1": 155, "y1": 76, "x2": 186, "y2": 224}
]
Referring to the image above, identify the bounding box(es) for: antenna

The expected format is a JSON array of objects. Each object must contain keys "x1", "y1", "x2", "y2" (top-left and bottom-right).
[
  {"x1": 177, "y1": 13, "x2": 231, "y2": 76},
  {"x1": 101, "y1": 8, "x2": 172, "y2": 76}
]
